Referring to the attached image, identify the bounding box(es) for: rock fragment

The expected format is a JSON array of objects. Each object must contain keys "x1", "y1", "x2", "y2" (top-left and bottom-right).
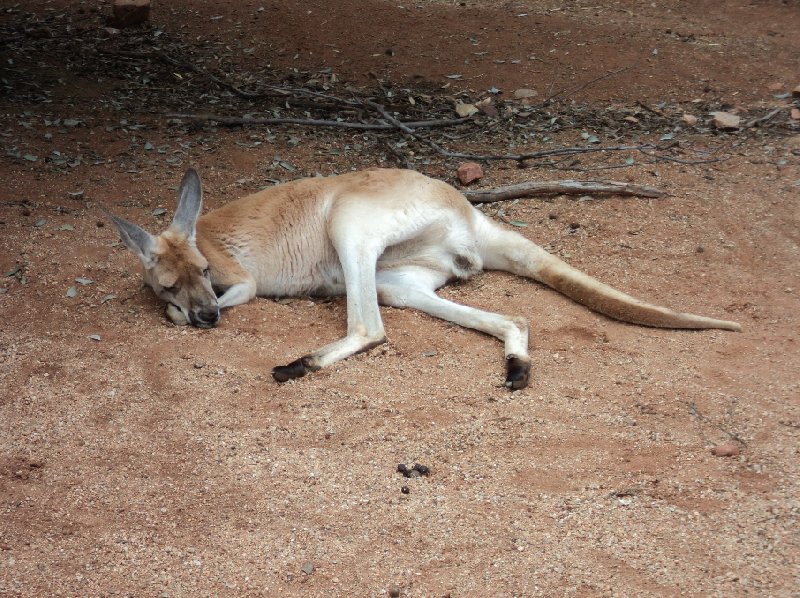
[
  {"x1": 711, "y1": 442, "x2": 741, "y2": 457},
  {"x1": 454, "y1": 102, "x2": 478, "y2": 117},
  {"x1": 112, "y1": 0, "x2": 150, "y2": 28},
  {"x1": 457, "y1": 162, "x2": 483, "y2": 185},
  {"x1": 682, "y1": 113, "x2": 698, "y2": 126},
  {"x1": 711, "y1": 111, "x2": 740, "y2": 130}
]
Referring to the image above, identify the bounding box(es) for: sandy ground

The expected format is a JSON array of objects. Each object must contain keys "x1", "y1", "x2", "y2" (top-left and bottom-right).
[{"x1": 1, "y1": 1, "x2": 799, "y2": 596}]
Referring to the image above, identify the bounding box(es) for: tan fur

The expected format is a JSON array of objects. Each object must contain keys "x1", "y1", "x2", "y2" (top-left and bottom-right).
[{"x1": 107, "y1": 168, "x2": 741, "y2": 389}]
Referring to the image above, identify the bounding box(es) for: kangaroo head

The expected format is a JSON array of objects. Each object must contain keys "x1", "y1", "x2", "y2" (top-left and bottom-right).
[{"x1": 106, "y1": 169, "x2": 220, "y2": 328}]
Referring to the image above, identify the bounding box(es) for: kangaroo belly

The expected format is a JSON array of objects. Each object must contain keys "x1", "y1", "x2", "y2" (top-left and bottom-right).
[{"x1": 250, "y1": 247, "x2": 344, "y2": 297}]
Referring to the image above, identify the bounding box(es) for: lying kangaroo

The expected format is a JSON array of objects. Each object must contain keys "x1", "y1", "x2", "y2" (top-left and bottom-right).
[{"x1": 106, "y1": 168, "x2": 740, "y2": 389}]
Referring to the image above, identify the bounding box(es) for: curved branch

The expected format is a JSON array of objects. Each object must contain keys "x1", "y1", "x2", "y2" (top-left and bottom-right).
[{"x1": 463, "y1": 179, "x2": 667, "y2": 203}]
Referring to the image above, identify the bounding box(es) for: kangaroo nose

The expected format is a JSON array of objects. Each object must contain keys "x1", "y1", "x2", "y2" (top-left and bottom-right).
[{"x1": 191, "y1": 308, "x2": 220, "y2": 328}]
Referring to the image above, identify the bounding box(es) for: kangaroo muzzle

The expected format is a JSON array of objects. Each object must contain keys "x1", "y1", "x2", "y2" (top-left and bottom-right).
[{"x1": 189, "y1": 307, "x2": 220, "y2": 328}]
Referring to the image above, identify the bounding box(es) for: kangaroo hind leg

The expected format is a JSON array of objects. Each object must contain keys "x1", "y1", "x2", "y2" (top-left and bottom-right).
[{"x1": 376, "y1": 267, "x2": 531, "y2": 389}]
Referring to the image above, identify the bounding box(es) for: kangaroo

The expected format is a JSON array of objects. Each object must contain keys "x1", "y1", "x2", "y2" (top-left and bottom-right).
[{"x1": 106, "y1": 168, "x2": 741, "y2": 389}]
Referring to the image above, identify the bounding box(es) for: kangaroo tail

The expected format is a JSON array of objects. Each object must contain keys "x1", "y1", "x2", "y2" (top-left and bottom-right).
[
  {"x1": 476, "y1": 214, "x2": 741, "y2": 331},
  {"x1": 533, "y1": 251, "x2": 741, "y2": 331}
]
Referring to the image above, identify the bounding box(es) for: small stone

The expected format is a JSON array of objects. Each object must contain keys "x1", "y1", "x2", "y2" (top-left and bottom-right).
[
  {"x1": 194, "y1": 362, "x2": 205, "y2": 369},
  {"x1": 513, "y1": 88, "x2": 538, "y2": 100},
  {"x1": 112, "y1": 0, "x2": 150, "y2": 27},
  {"x1": 711, "y1": 111, "x2": 740, "y2": 130},
  {"x1": 400, "y1": 486, "x2": 410, "y2": 494},
  {"x1": 766, "y1": 82, "x2": 784, "y2": 92},
  {"x1": 682, "y1": 113, "x2": 698, "y2": 126},
  {"x1": 457, "y1": 162, "x2": 483, "y2": 185},
  {"x1": 711, "y1": 442, "x2": 740, "y2": 457},
  {"x1": 300, "y1": 562, "x2": 314, "y2": 575},
  {"x1": 454, "y1": 102, "x2": 479, "y2": 117},
  {"x1": 389, "y1": 587, "x2": 402, "y2": 598}
]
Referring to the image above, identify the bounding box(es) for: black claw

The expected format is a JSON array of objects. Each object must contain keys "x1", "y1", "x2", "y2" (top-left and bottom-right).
[
  {"x1": 505, "y1": 356, "x2": 531, "y2": 390},
  {"x1": 272, "y1": 357, "x2": 313, "y2": 382}
]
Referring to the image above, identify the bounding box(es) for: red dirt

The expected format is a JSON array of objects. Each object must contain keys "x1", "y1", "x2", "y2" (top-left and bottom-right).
[{"x1": 1, "y1": 1, "x2": 799, "y2": 597}]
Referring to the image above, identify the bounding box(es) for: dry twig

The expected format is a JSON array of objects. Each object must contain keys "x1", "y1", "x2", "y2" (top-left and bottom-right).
[
  {"x1": 167, "y1": 112, "x2": 470, "y2": 130},
  {"x1": 463, "y1": 180, "x2": 667, "y2": 203}
]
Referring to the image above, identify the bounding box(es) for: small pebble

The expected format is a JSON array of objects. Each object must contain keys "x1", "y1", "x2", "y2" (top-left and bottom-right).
[
  {"x1": 401, "y1": 486, "x2": 410, "y2": 494},
  {"x1": 456, "y1": 162, "x2": 483, "y2": 185},
  {"x1": 301, "y1": 562, "x2": 314, "y2": 575},
  {"x1": 682, "y1": 113, "x2": 698, "y2": 126},
  {"x1": 711, "y1": 442, "x2": 740, "y2": 457},
  {"x1": 389, "y1": 587, "x2": 401, "y2": 598}
]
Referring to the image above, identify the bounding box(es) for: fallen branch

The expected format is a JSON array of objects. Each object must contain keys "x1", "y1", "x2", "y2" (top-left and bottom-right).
[
  {"x1": 463, "y1": 179, "x2": 667, "y2": 203},
  {"x1": 102, "y1": 48, "x2": 366, "y2": 107},
  {"x1": 743, "y1": 108, "x2": 782, "y2": 129},
  {"x1": 167, "y1": 112, "x2": 471, "y2": 130},
  {"x1": 540, "y1": 66, "x2": 632, "y2": 107},
  {"x1": 362, "y1": 99, "x2": 655, "y2": 164},
  {"x1": 431, "y1": 143, "x2": 654, "y2": 163}
]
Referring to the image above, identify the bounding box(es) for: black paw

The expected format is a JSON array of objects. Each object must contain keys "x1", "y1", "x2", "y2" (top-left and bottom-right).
[
  {"x1": 271, "y1": 356, "x2": 317, "y2": 383},
  {"x1": 505, "y1": 356, "x2": 531, "y2": 390}
]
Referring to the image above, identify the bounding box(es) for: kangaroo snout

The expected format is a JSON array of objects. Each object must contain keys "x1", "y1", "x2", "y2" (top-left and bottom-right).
[{"x1": 190, "y1": 307, "x2": 220, "y2": 328}]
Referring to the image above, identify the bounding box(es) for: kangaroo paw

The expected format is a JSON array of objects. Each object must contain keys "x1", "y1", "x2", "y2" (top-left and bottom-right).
[
  {"x1": 166, "y1": 303, "x2": 189, "y2": 326},
  {"x1": 505, "y1": 356, "x2": 531, "y2": 390},
  {"x1": 272, "y1": 356, "x2": 319, "y2": 383}
]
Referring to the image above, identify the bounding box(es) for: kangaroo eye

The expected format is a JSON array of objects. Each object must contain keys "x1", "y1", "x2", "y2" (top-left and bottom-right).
[
  {"x1": 202, "y1": 268, "x2": 210, "y2": 278},
  {"x1": 163, "y1": 284, "x2": 179, "y2": 294}
]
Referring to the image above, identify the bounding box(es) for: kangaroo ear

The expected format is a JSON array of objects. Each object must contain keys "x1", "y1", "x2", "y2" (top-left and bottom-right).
[
  {"x1": 103, "y1": 208, "x2": 157, "y2": 268},
  {"x1": 171, "y1": 168, "x2": 203, "y2": 241}
]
